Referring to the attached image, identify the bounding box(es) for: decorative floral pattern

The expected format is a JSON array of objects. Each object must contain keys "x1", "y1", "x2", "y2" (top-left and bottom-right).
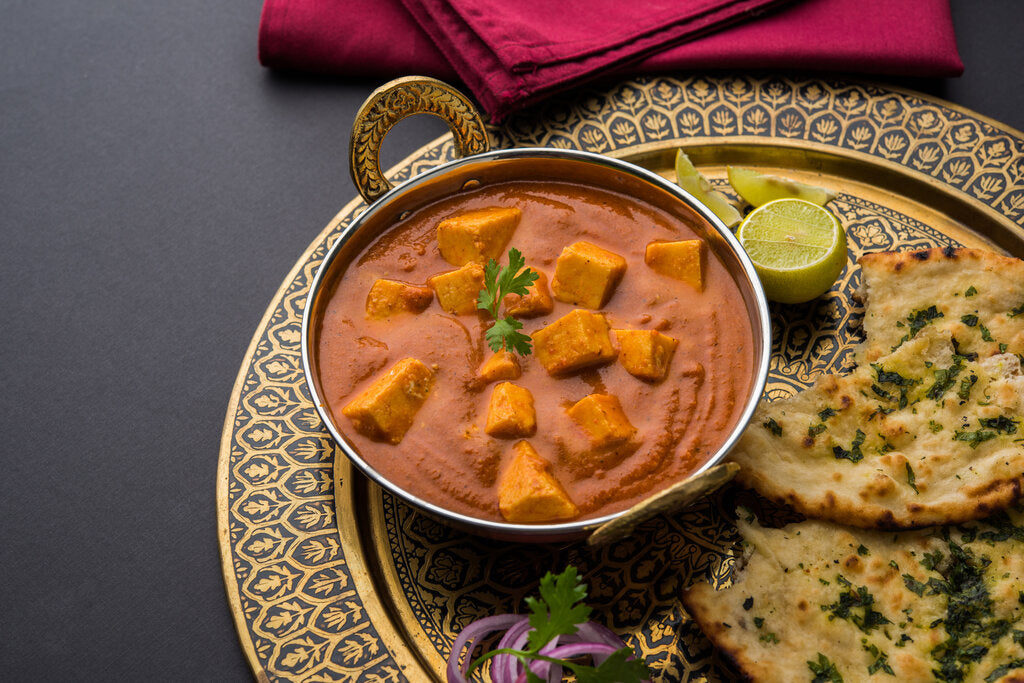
[{"x1": 220, "y1": 75, "x2": 1024, "y2": 681}]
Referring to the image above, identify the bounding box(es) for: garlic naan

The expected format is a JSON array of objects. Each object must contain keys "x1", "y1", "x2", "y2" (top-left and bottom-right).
[
  {"x1": 731, "y1": 247, "x2": 1024, "y2": 529},
  {"x1": 682, "y1": 509, "x2": 1024, "y2": 683}
]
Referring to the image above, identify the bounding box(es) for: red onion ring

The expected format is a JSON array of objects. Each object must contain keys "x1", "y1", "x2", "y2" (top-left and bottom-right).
[{"x1": 446, "y1": 614, "x2": 648, "y2": 683}]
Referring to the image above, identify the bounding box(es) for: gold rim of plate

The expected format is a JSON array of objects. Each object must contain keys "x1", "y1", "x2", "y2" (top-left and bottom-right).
[{"x1": 217, "y1": 75, "x2": 1024, "y2": 682}]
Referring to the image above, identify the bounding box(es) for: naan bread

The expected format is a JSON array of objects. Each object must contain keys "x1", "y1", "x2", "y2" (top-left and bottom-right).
[
  {"x1": 732, "y1": 248, "x2": 1024, "y2": 529},
  {"x1": 682, "y1": 509, "x2": 1024, "y2": 683},
  {"x1": 858, "y1": 247, "x2": 1024, "y2": 363}
]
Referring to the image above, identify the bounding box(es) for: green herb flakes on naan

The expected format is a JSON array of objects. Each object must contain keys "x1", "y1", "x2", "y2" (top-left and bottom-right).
[
  {"x1": 731, "y1": 248, "x2": 1024, "y2": 529},
  {"x1": 683, "y1": 509, "x2": 1024, "y2": 683}
]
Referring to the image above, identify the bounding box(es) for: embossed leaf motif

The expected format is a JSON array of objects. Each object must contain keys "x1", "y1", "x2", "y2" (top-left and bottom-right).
[
  {"x1": 745, "y1": 108, "x2": 768, "y2": 133},
  {"x1": 254, "y1": 395, "x2": 282, "y2": 410},
  {"x1": 812, "y1": 118, "x2": 838, "y2": 142},
  {"x1": 295, "y1": 503, "x2": 335, "y2": 530},
  {"x1": 954, "y1": 124, "x2": 976, "y2": 143},
  {"x1": 611, "y1": 121, "x2": 637, "y2": 145},
  {"x1": 293, "y1": 469, "x2": 331, "y2": 494},
  {"x1": 280, "y1": 636, "x2": 327, "y2": 671},
  {"x1": 302, "y1": 537, "x2": 340, "y2": 563},
  {"x1": 711, "y1": 110, "x2": 735, "y2": 135},
  {"x1": 249, "y1": 428, "x2": 274, "y2": 442},
  {"x1": 279, "y1": 328, "x2": 301, "y2": 344},
  {"x1": 244, "y1": 462, "x2": 271, "y2": 479},
  {"x1": 642, "y1": 113, "x2": 670, "y2": 140},
  {"x1": 248, "y1": 537, "x2": 278, "y2": 554},
  {"x1": 678, "y1": 111, "x2": 702, "y2": 136},
  {"x1": 338, "y1": 632, "x2": 380, "y2": 664},
  {"x1": 265, "y1": 360, "x2": 292, "y2": 375}
]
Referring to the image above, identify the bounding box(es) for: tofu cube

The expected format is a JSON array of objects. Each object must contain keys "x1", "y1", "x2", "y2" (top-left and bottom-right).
[
  {"x1": 567, "y1": 394, "x2": 636, "y2": 448},
  {"x1": 428, "y1": 263, "x2": 485, "y2": 315},
  {"x1": 477, "y1": 351, "x2": 522, "y2": 383},
  {"x1": 365, "y1": 278, "x2": 434, "y2": 319},
  {"x1": 436, "y1": 207, "x2": 521, "y2": 266},
  {"x1": 613, "y1": 329, "x2": 679, "y2": 381},
  {"x1": 485, "y1": 382, "x2": 536, "y2": 438},
  {"x1": 504, "y1": 269, "x2": 554, "y2": 318},
  {"x1": 645, "y1": 240, "x2": 705, "y2": 291},
  {"x1": 341, "y1": 358, "x2": 435, "y2": 444},
  {"x1": 551, "y1": 241, "x2": 627, "y2": 309},
  {"x1": 498, "y1": 441, "x2": 579, "y2": 523},
  {"x1": 531, "y1": 309, "x2": 616, "y2": 375}
]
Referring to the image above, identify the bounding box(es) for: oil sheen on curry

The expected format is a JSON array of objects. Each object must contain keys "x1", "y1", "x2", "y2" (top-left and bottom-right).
[{"x1": 318, "y1": 180, "x2": 754, "y2": 523}]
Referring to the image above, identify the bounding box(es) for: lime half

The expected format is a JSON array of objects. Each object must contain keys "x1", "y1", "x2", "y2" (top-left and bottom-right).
[{"x1": 736, "y1": 198, "x2": 847, "y2": 304}]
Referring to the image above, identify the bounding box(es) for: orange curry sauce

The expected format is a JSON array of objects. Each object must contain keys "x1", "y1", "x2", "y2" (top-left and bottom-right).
[{"x1": 317, "y1": 180, "x2": 754, "y2": 522}]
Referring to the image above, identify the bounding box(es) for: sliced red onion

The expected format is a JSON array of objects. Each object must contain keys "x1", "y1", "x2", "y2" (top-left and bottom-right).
[
  {"x1": 446, "y1": 613, "x2": 646, "y2": 683},
  {"x1": 447, "y1": 613, "x2": 525, "y2": 683}
]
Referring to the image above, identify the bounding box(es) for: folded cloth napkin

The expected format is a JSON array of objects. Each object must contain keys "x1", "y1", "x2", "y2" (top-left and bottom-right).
[{"x1": 258, "y1": 0, "x2": 963, "y2": 121}]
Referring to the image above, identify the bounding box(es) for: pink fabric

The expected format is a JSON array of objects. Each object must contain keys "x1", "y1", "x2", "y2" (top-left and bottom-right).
[{"x1": 258, "y1": 0, "x2": 963, "y2": 121}]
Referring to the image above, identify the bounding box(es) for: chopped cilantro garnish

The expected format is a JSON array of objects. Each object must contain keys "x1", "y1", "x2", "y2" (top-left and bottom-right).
[
  {"x1": 894, "y1": 305, "x2": 944, "y2": 349},
  {"x1": 957, "y1": 375, "x2": 978, "y2": 401},
  {"x1": 954, "y1": 429, "x2": 997, "y2": 448},
  {"x1": 1009, "y1": 302, "x2": 1024, "y2": 318},
  {"x1": 833, "y1": 429, "x2": 866, "y2": 463},
  {"x1": 979, "y1": 322, "x2": 994, "y2": 342},
  {"x1": 763, "y1": 418, "x2": 783, "y2": 437},
  {"x1": 929, "y1": 420, "x2": 944, "y2": 433},
  {"x1": 965, "y1": 286, "x2": 978, "y2": 297},
  {"x1": 961, "y1": 314, "x2": 979, "y2": 327},
  {"x1": 906, "y1": 463, "x2": 919, "y2": 493},
  {"x1": 819, "y1": 407, "x2": 837, "y2": 421},
  {"x1": 926, "y1": 357, "x2": 965, "y2": 401},
  {"x1": 822, "y1": 582, "x2": 891, "y2": 633},
  {"x1": 979, "y1": 416, "x2": 1019, "y2": 434},
  {"x1": 808, "y1": 653, "x2": 843, "y2": 682}
]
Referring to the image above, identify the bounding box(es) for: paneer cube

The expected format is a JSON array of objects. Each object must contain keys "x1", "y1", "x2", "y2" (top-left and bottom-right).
[
  {"x1": 498, "y1": 441, "x2": 579, "y2": 523},
  {"x1": 341, "y1": 358, "x2": 435, "y2": 444},
  {"x1": 436, "y1": 206, "x2": 521, "y2": 266},
  {"x1": 551, "y1": 241, "x2": 627, "y2": 309},
  {"x1": 485, "y1": 382, "x2": 536, "y2": 438},
  {"x1": 613, "y1": 329, "x2": 679, "y2": 381},
  {"x1": 428, "y1": 263, "x2": 485, "y2": 315},
  {"x1": 365, "y1": 278, "x2": 433, "y2": 319},
  {"x1": 531, "y1": 309, "x2": 616, "y2": 375},
  {"x1": 567, "y1": 394, "x2": 636, "y2": 448},
  {"x1": 477, "y1": 351, "x2": 521, "y2": 383},
  {"x1": 504, "y1": 269, "x2": 554, "y2": 318},
  {"x1": 645, "y1": 240, "x2": 705, "y2": 291}
]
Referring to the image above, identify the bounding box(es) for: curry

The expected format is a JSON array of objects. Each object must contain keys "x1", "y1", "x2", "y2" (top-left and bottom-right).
[{"x1": 317, "y1": 179, "x2": 755, "y2": 523}]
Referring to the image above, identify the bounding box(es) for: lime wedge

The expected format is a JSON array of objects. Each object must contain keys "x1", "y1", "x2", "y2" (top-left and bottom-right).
[
  {"x1": 675, "y1": 150, "x2": 742, "y2": 228},
  {"x1": 736, "y1": 198, "x2": 847, "y2": 304},
  {"x1": 727, "y1": 166, "x2": 837, "y2": 208}
]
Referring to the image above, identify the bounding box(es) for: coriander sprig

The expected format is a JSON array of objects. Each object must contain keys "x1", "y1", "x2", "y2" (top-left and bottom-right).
[{"x1": 477, "y1": 248, "x2": 539, "y2": 356}]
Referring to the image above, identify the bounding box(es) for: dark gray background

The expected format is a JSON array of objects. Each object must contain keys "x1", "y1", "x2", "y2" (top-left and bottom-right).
[{"x1": 1, "y1": 1, "x2": 1022, "y2": 680}]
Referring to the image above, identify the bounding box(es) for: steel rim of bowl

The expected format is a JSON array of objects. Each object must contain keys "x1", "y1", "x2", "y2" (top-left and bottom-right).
[{"x1": 301, "y1": 146, "x2": 772, "y2": 539}]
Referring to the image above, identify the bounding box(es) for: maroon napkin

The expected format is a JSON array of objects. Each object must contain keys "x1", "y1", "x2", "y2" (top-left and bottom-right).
[{"x1": 258, "y1": 0, "x2": 963, "y2": 120}]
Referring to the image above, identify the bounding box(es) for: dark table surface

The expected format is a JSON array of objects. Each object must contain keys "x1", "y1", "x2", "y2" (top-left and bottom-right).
[{"x1": 2, "y1": 1, "x2": 1022, "y2": 680}]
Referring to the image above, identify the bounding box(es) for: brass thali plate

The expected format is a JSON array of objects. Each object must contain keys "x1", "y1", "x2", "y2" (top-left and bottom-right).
[{"x1": 218, "y1": 75, "x2": 1024, "y2": 682}]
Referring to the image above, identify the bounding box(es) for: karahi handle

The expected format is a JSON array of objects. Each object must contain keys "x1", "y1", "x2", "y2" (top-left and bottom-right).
[{"x1": 349, "y1": 76, "x2": 490, "y2": 204}]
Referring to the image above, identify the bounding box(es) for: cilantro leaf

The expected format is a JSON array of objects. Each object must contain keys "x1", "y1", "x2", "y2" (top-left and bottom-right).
[
  {"x1": 484, "y1": 317, "x2": 532, "y2": 355},
  {"x1": 575, "y1": 648, "x2": 649, "y2": 683},
  {"x1": 526, "y1": 566, "x2": 591, "y2": 651},
  {"x1": 478, "y1": 248, "x2": 539, "y2": 355}
]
